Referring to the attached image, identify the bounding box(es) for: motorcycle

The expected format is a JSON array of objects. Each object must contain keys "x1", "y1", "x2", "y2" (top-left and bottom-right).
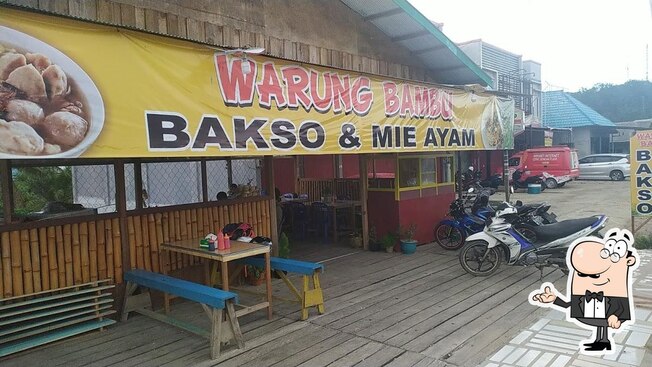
[
  {"x1": 511, "y1": 168, "x2": 546, "y2": 192},
  {"x1": 479, "y1": 173, "x2": 502, "y2": 189},
  {"x1": 434, "y1": 189, "x2": 557, "y2": 250},
  {"x1": 458, "y1": 202, "x2": 607, "y2": 277}
]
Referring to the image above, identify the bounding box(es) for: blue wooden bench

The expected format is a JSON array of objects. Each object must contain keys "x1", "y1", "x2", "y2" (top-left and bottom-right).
[
  {"x1": 0, "y1": 280, "x2": 115, "y2": 357},
  {"x1": 236, "y1": 257, "x2": 324, "y2": 320},
  {"x1": 122, "y1": 269, "x2": 244, "y2": 359}
]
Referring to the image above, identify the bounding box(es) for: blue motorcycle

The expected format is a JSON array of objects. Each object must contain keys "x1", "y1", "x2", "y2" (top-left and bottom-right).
[{"x1": 434, "y1": 192, "x2": 494, "y2": 250}]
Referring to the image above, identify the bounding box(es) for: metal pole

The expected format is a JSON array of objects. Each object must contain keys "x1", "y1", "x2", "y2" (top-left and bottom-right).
[{"x1": 503, "y1": 150, "x2": 510, "y2": 202}]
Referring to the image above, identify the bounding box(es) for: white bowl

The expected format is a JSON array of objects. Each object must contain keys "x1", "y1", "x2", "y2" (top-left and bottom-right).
[{"x1": 0, "y1": 26, "x2": 105, "y2": 159}]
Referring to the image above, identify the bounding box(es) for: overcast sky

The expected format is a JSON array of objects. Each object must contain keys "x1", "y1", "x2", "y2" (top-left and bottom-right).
[{"x1": 408, "y1": 0, "x2": 652, "y2": 92}]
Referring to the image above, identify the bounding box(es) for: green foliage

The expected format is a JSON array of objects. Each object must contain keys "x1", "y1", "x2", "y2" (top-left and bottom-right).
[
  {"x1": 13, "y1": 167, "x2": 73, "y2": 213},
  {"x1": 400, "y1": 223, "x2": 417, "y2": 241},
  {"x1": 246, "y1": 265, "x2": 264, "y2": 279},
  {"x1": 279, "y1": 232, "x2": 290, "y2": 259},
  {"x1": 634, "y1": 234, "x2": 652, "y2": 250},
  {"x1": 381, "y1": 233, "x2": 397, "y2": 249},
  {"x1": 571, "y1": 80, "x2": 652, "y2": 122}
]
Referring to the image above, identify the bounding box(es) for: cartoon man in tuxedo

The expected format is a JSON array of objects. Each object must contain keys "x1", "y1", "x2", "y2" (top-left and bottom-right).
[{"x1": 530, "y1": 228, "x2": 638, "y2": 353}]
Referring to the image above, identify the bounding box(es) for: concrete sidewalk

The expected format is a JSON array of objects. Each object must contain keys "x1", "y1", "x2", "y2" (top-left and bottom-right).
[{"x1": 479, "y1": 250, "x2": 652, "y2": 367}]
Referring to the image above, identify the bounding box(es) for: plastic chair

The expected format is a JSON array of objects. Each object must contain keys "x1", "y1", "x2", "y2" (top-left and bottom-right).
[
  {"x1": 289, "y1": 202, "x2": 308, "y2": 240},
  {"x1": 310, "y1": 202, "x2": 331, "y2": 241}
]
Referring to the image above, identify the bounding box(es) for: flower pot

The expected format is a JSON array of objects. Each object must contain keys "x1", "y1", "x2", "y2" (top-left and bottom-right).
[
  {"x1": 400, "y1": 240, "x2": 418, "y2": 254},
  {"x1": 384, "y1": 246, "x2": 394, "y2": 253},
  {"x1": 349, "y1": 235, "x2": 362, "y2": 249}
]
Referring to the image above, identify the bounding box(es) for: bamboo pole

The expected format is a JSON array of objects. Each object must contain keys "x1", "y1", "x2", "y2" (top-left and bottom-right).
[
  {"x1": 155, "y1": 214, "x2": 164, "y2": 273},
  {"x1": 11, "y1": 231, "x2": 23, "y2": 296},
  {"x1": 88, "y1": 221, "x2": 98, "y2": 282},
  {"x1": 96, "y1": 221, "x2": 107, "y2": 280},
  {"x1": 142, "y1": 214, "x2": 152, "y2": 271},
  {"x1": 72, "y1": 224, "x2": 82, "y2": 284},
  {"x1": 112, "y1": 218, "x2": 123, "y2": 283},
  {"x1": 105, "y1": 220, "x2": 115, "y2": 281},
  {"x1": 38, "y1": 227, "x2": 49, "y2": 292},
  {"x1": 127, "y1": 217, "x2": 136, "y2": 269},
  {"x1": 47, "y1": 227, "x2": 58, "y2": 288},
  {"x1": 80, "y1": 222, "x2": 90, "y2": 283},
  {"x1": 1, "y1": 231, "x2": 11, "y2": 297},
  {"x1": 56, "y1": 226, "x2": 65, "y2": 287},
  {"x1": 20, "y1": 230, "x2": 33, "y2": 295},
  {"x1": 62, "y1": 225, "x2": 73, "y2": 287},
  {"x1": 197, "y1": 207, "x2": 204, "y2": 236},
  {"x1": 146, "y1": 214, "x2": 156, "y2": 271},
  {"x1": 133, "y1": 216, "x2": 144, "y2": 270},
  {"x1": 207, "y1": 207, "x2": 215, "y2": 233},
  {"x1": 190, "y1": 209, "x2": 198, "y2": 238},
  {"x1": 29, "y1": 228, "x2": 41, "y2": 293},
  {"x1": 162, "y1": 212, "x2": 172, "y2": 271},
  {"x1": 179, "y1": 210, "x2": 188, "y2": 239}
]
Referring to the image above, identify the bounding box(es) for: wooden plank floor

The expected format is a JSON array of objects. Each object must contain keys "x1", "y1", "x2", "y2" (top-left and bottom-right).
[{"x1": 0, "y1": 243, "x2": 566, "y2": 367}]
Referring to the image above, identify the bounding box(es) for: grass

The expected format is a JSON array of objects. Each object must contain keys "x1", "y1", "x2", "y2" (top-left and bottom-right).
[{"x1": 635, "y1": 235, "x2": 652, "y2": 250}]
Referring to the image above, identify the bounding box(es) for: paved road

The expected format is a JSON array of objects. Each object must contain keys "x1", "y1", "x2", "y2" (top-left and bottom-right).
[{"x1": 479, "y1": 179, "x2": 652, "y2": 367}]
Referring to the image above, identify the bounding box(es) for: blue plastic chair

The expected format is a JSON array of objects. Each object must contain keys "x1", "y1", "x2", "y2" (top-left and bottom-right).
[{"x1": 310, "y1": 202, "x2": 331, "y2": 241}]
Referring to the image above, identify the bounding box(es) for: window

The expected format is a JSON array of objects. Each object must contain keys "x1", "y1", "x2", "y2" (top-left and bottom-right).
[
  {"x1": 399, "y1": 158, "x2": 419, "y2": 188},
  {"x1": 437, "y1": 157, "x2": 454, "y2": 184},
  {"x1": 593, "y1": 156, "x2": 612, "y2": 163},
  {"x1": 508, "y1": 157, "x2": 520, "y2": 167},
  {"x1": 420, "y1": 158, "x2": 436, "y2": 185},
  {"x1": 579, "y1": 157, "x2": 594, "y2": 164}
]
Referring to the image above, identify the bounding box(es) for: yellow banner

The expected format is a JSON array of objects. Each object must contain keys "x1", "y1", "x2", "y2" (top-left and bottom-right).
[
  {"x1": 0, "y1": 7, "x2": 514, "y2": 159},
  {"x1": 631, "y1": 131, "x2": 652, "y2": 216}
]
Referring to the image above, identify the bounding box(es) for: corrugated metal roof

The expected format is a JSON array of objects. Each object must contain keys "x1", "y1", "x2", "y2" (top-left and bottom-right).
[
  {"x1": 339, "y1": 0, "x2": 492, "y2": 86},
  {"x1": 542, "y1": 91, "x2": 615, "y2": 128}
]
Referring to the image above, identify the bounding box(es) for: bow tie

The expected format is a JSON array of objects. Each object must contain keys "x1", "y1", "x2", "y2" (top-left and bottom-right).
[{"x1": 585, "y1": 290, "x2": 604, "y2": 302}]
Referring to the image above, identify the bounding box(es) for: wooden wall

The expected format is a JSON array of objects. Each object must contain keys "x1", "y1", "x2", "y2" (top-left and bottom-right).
[
  {"x1": 298, "y1": 179, "x2": 360, "y2": 202},
  {"x1": 0, "y1": 0, "x2": 431, "y2": 82},
  {"x1": 0, "y1": 198, "x2": 273, "y2": 299}
]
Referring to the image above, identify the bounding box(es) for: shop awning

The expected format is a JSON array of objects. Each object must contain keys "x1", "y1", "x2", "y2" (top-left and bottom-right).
[{"x1": 339, "y1": 0, "x2": 493, "y2": 87}]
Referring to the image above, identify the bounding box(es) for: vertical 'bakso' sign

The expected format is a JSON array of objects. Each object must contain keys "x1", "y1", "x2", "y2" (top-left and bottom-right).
[{"x1": 631, "y1": 131, "x2": 652, "y2": 216}]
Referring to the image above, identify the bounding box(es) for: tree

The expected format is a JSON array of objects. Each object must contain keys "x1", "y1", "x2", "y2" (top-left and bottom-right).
[
  {"x1": 571, "y1": 80, "x2": 652, "y2": 122},
  {"x1": 13, "y1": 167, "x2": 73, "y2": 214}
]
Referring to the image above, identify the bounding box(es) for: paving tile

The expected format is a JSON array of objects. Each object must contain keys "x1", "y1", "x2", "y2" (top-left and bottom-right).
[
  {"x1": 548, "y1": 354, "x2": 571, "y2": 367},
  {"x1": 577, "y1": 354, "x2": 631, "y2": 367},
  {"x1": 515, "y1": 350, "x2": 540, "y2": 367},
  {"x1": 490, "y1": 345, "x2": 516, "y2": 363},
  {"x1": 543, "y1": 325, "x2": 591, "y2": 337},
  {"x1": 525, "y1": 342, "x2": 574, "y2": 355},
  {"x1": 613, "y1": 330, "x2": 628, "y2": 344},
  {"x1": 511, "y1": 330, "x2": 533, "y2": 345},
  {"x1": 530, "y1": 318, "x2": 550, "y2": 331},
  {"x1": 529, "y1": 338, "x2": 577, "y2": 351},
  {"x1": 484, "y1": 363, "x2": 499, "y2": 367},
  {"x1": 625, "y1": 331, "x2": 650, "y2": 347},
  {"x1": 634, "y1": 308, "x2": 651, "y2": 321},
  {"x1": 546, "y1": 309, "x2": 566, "y2": 320},
  {"x1": 602, "y1": 343, "x2": 623, "y2": 362},
  {"x1": 618, "y1": 346, "x2": 645, "y2": 366},
  {"x1": 502, "y1": 347, "x2": 528, "y2": 365},
  {"x1": 535, "y1": 331, "x2": 584, "y2": 345},
  {"x1": 532, "y1": 352, "x2": 556, "y2": 367}
]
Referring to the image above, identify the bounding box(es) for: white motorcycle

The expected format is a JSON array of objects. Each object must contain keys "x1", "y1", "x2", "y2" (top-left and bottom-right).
[{"x1": 458, "y1": 202, "x2": 608, "y2": 277}]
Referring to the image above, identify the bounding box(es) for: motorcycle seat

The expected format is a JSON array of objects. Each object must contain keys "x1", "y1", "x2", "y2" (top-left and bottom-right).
[{"x1": 529, "y1": 216, "x2": 600, "y2": 241}]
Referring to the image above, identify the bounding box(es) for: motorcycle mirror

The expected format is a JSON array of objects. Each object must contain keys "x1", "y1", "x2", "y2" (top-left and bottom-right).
[
  {"x1": 510, "y1": 186, "x2": 515, "y2": 194},
  {"x1": 468, "y1": 187, "x2": 475, "y2": 193},
  {"x1": 516, "y1": 200, "x2": 523, "y2": 206}
]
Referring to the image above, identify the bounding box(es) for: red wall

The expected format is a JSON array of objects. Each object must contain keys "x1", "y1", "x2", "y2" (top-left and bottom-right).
[
  {"x1": 342, "y1": 155, "x2": 359, "y2": 178},
  {"x1": 273, "y1": 157, "x2": 296, "y2": 194},
  {"x1": 368, "y1": 191, "x2": 399, "y2": 238},
  {"x1": 304, "y1": 155, "x2": 334, "y2": 179},
  {"x1": 398, "y1": 189, "x2": 455, "y2": 244}
]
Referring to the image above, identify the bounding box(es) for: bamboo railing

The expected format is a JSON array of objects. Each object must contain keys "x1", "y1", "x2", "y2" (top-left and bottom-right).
[
  {"x1": 297, "y1": 179, "x2": 360, "y2": 202},
  {"x1": 0, "y1": 198, "x2": 272, "y2": 299}
]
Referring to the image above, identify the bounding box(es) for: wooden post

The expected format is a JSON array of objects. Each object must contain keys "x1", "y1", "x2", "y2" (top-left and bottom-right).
[
  {"x1": 0, "y1": 159, "x2": 13, "y2": 224},
  {"x1": 359, "y1": 155, "x2": 369, "y2": 250},
  {"x1": 134, "y1": 162, "x2": 143, "y2": 209},
  {"x1": 503, "y1": 150, "x2": 510, "y2": 202},
  {"x1": 226, "y1": 159, "x2": 233, "y2": 187},
  {"x1": 200, "y1": 159, "x2": 208, "y2": 202},
  {"x1": 293, "y1": 156, "x2": 299, "y2": 194},
  {"x1": 264, "y1": 156, "x2": 278, "y2": 255},
  {"x1": 114, "y1": 161, "x2": 131, "y2": 319}
]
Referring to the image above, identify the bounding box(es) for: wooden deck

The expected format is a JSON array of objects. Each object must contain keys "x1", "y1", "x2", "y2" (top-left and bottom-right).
[{"x1": 0, "y1": 243, "x2": 566, "y2": 367}]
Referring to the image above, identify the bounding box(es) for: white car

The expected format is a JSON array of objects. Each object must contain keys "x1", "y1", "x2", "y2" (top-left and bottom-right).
[{"x1": 578, "y1": 154, "x2": 630, "y2": 181}]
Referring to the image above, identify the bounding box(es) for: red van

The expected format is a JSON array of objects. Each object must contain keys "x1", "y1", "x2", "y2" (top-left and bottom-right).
[{"x1": 508, "y1": 147, "x2": 579, "y2": 188}]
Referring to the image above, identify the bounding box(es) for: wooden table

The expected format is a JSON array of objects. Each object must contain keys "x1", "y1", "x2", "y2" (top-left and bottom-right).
[
  {"x1": 326, "y1": 200, "x2": 362, "y2": 242},
  {"x1": 160, "y1": 239, "x2": 273, "y2": 320}
]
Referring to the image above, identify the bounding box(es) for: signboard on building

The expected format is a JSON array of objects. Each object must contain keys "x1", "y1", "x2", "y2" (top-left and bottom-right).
[
  {"x1": 544, "y1": 130, "x2": 553, "y2": 146},
  {"x1": 630, "y1": 130, "x2": 652, "y2": 216},
  {"x1": 0, "y1": 8, "x2": 514, "y2": 159}
]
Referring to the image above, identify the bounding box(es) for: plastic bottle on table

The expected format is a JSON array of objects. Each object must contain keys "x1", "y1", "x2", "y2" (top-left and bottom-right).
[
  {"x1": 224, "y1": 236, "x2": 231, "y2": 249},
  {"x1": 217, "y1": 232, "x2": 225, "y2": 250}
]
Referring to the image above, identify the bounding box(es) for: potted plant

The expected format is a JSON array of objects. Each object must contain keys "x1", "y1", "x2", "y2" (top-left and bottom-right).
[
  {"x1": 400, "y1": 224, "x2": 418, "y2": 254},
  {"x1": 369, "y1": 226, "x2": 381, "y2": 251},
  {"x1": 245, "y1": 265, "x2": 265, "y2": 286},
  {"x1": 348, "y1": 232, "x2": 362, "y2": 248},
  {"x1": 381, "y1": 233, "x2": 396, "y2": 253}
]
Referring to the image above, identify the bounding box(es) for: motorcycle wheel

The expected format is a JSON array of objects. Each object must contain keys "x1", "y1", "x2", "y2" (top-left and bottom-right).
[
  {"x1": 545, "y1": 178, "x2": 558, "y2": 189},
  {"x1": 434, "y1": 223, "x2": 465, "y2": 250},
  {"x1": 459, "y1": 240, "x2": 502, "y2": 276}
]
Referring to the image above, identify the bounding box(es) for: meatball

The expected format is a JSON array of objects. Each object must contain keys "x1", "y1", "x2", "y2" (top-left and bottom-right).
[
  {"x1": 43, "y1": 143, "x2": 62, "y2": 155},
  {"x1": 0, "y1": 119, "x2": 44, "y2": 155},
  {"x1": 5, "y1": 99, "x2": 44, "y2": 126},
  {"x1": 0, "y1": 52, "x2": 26, "y2": 80},
  {"x1": 39, "y1": 111, "x2": 88, "y2": 147},
  {"x1": 6, "y1": 64, "x2": 47, "y2": 100},
  {"x1": 25, "y1": 53, "x2": 51, "y2": 72},
  {"x1": 42, "y1": 64, "x2": 68, "y2": 99}
]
